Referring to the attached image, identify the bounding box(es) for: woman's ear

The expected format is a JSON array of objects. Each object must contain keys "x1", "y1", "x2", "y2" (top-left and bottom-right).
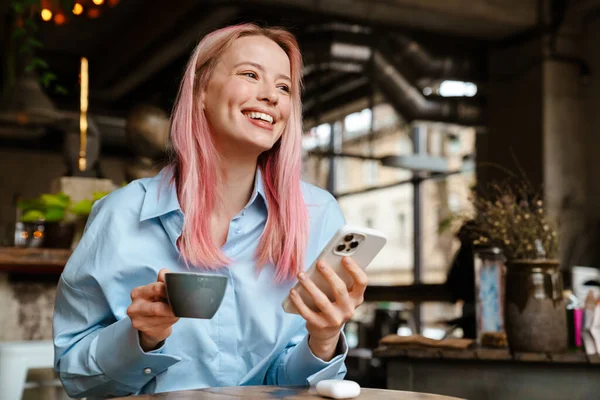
[{"x1": 200, "y1": 89, "x2": 206, "y2": 111}]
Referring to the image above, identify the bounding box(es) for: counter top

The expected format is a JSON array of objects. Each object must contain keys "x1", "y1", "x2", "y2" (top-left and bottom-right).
[
  {"x1": 374, "y1": 344, "x2": 600, "y2": 364},
  {"x1": 0, "y1": 247, "x2": 70, "y2": 274}
]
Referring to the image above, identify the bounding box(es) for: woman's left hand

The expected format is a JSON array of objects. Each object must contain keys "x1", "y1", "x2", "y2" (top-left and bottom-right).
[{"x1": 288, "y1": 256, "x2": 368, "y2": 361}]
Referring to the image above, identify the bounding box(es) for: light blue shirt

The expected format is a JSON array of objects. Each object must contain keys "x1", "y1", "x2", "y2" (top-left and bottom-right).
[{"x1": 53, "y1": 167, "x2": 347, "y2": 398}]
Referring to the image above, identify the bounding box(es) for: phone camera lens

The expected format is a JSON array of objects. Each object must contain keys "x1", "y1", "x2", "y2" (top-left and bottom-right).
[
  {"x1": 344, "y1": 234, "x2": 354, "y2": 242},
  {"x1": 336, "y1": 244, "x2": 346, "y2": 252},
  {"x1": 350, "y1": 241, "x2": 359, "y2": 248}
]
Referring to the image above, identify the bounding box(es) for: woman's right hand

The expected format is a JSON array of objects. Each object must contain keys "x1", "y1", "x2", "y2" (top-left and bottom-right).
[{"x1": 126, "y1": 268, "x2": 179, "y2": 352}]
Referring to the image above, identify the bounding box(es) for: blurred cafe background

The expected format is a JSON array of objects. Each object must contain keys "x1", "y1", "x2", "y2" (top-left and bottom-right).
[{"x1": 1, "y1": 0, "x2": 600, "y2": 399}]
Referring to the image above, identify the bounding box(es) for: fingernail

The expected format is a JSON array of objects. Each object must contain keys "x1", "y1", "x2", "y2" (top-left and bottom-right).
[
  {"x1": 317, "y1": 261, "x2": 325, "y2": 270},
  {"x1": 298, "y1": 272, "x2": 305, "y2": 280},
  {"x1": 290, "y1": 288, "x2": 297, "y2": 296}
]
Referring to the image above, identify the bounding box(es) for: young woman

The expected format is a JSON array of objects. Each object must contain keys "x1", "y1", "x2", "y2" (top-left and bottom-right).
[{"x1": 53, "y1": 24, "x2": 368, "y2": 398}]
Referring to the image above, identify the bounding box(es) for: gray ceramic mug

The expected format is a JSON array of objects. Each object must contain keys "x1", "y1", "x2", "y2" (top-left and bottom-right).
[{"x1": 165, "y1": 272, "x2": 228, "y2": 319}]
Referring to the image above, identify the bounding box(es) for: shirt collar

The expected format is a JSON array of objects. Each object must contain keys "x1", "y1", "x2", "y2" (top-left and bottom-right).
[
  {"x1": 248, "y1": 166, "x2": 268, "y2": 212},
  {"x1": 140, "y1": 167, "x2": 181, "y2": 221},
  {"x1": 140, "y1": 166, "x2": 268, "y2": 221}
]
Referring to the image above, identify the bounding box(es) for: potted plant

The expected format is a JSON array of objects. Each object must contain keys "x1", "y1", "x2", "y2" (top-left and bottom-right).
[
  {"x1": 465, "y1": 180, "x2": 567, "y2": 353},
  {"x1": 16, "y1": 192, "x2": 75, "y2": 248},
  {"x1": 15, "y1": 191, "x2": 108, "y2": 249},
  {"x1": 69, "y1": 191, "x2": 108, "y2": 246}
]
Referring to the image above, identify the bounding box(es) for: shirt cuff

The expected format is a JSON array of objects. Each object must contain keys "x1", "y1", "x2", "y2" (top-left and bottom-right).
[
  {"x1": 285, "y1": 331, "x2": 348, "y2": 385},
  {"x1": 95, "y1": 317, "x2": 181, "y2": 389}
]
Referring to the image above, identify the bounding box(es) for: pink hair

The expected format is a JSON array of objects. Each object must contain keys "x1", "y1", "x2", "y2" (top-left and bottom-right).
[{"x1": 169, "y1": 24, "x2": 308, "y2": 282}]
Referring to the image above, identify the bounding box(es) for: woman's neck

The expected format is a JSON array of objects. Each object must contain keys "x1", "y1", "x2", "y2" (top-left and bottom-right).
[{"x1": 215, "y1": 153, "x2": 259, "y2": 220}]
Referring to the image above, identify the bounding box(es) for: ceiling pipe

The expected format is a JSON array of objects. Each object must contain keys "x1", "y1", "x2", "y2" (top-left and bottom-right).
[
  {"x1": 386, "y1": 33, "x2": 480, "y2": 82},
  {"x1": 372, "y1": 51, "x2": 484, "y2": 125},
  {"x1": 314, "y1": 39, "x2": 484, "y2": 125},
  {"x1": 299, "y1": 22, "x2": 484, "y2": 125}
]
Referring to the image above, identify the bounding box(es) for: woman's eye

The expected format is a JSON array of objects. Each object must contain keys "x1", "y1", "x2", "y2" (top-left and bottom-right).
[
  {"x1": 278, "y1": 85, "x2": 290, "y2": 93},
  {"x1": 242, "y1": 72, "x2": 258, "y2": 79}
]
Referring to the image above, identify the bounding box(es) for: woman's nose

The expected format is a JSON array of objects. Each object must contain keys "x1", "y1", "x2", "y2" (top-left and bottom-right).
[{"x1": 258, "y1": 84, "x2": 279, "y2": 104}]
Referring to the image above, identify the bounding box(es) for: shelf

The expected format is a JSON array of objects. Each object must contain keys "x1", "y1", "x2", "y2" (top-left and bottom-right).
[{"x1": 0, "y1": 247, "x2": 70, "y2": 274}]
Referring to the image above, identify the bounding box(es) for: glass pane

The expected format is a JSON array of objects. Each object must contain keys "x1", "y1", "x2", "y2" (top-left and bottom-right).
[{"x1": 420, "y1": 126, "x2": 476, "y2": 337}]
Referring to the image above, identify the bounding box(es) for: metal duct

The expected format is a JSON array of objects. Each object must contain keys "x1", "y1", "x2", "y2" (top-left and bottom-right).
[
  {"x1": 322, "y1": 40, "x2": 484, "y2": 125},
  {"x1": 386, "y1": 34, "x2": 478, "y2": 81},
  {"x1": 372, "y1": 51, "x2": 483, "y2": 125},
  {"x1": 300, "y1": 21, "x2": 484, "y2": 125}
]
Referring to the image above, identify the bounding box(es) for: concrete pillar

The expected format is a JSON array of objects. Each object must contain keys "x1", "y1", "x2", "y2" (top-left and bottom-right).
[
  {"x1": 479, "y1": 29, "x2": 589, "y2": 269},
  {"x1": 584, "y1": 17, "x2": 600, "y2": 220},
  {"x1": 543, "y1": 33, "x2": 588, "y2": 269},
  {"x1": 477, "y1": 36, "x2": 545, "y2": 193},
  {"x1": 577, "y1": 15, "x2": 600, "y2": 268}
]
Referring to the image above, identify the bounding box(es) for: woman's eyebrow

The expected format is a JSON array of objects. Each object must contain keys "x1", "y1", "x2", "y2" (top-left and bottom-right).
[{"x1": 234, "y1": 61, "x2": 291, "y2": 82}]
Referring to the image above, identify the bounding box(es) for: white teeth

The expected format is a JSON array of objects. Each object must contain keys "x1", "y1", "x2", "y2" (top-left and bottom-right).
[{"x1": 243, "y1": 111, "x2": 274, "y2": 124}]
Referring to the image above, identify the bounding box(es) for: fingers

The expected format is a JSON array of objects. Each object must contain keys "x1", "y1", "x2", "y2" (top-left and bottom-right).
[
  {"x1": 315, "y1": 261, "x2": 350, "y2": 305},
  {"x1": 131, "y1": 316, "x2": 178, "y2": 334},
  {"x1": 297, "y1": 271, "x2": 337, "y2": 317},
  {"x1": 130, "y1": 282, "x2": 168, "y2": 301},
  {"x1": 128, "y1": 297, "x2": 176, "y2": 318},
  {"x1": 157, "y1": 268, "x2": 171, "y2": 283},
  {"x1": 289, "y1": 288, "x2": 326, "y2": 327},
  {"x1": 342, "y1": 257, "x2": 368, "y2": 303}
]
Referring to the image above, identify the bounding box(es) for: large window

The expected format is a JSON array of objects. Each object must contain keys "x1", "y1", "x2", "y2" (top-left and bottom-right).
[{"x1": 302, "y1": 103, "x2": 476, "y2": 338}]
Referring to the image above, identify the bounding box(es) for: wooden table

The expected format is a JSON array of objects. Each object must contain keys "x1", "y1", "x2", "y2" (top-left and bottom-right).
[{"x1": 118, "y1": 386, "x2": 465, "y2": 399}]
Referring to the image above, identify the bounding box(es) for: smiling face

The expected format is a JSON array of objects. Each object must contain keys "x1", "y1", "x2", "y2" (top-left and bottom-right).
[{"x1": 201, "y1": 35, "x2": 293, "y2": 157}]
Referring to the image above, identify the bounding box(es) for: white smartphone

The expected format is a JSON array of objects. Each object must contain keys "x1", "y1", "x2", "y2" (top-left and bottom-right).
[{"x1": 282, "y1": 224, "x2": 387, "y2": 314}]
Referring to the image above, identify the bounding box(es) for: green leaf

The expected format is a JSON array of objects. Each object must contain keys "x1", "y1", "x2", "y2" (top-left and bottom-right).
[
  {"x1": 41, "y1": 72, "x2": 57, "y2": 87},
  {"x1": 40, "y1": 193, "x2": 70, "y2": 209},
  {"x1": 17, "y1": 199, "x2": 44, "y2": 211},
  {"x1": 18, "y1": 46, "x2": 34, "y2": 55},
  {"x1": 26, "y1": 37, "x2": 43, "y2": 48},
  {"x1": 12, "y1": 3, "x2": 25, "y2": 13},
  {"x1": 24, "y1": 18, "x2": 38, "y2": 31},
  {"x1": 71, "y1": 200, "x2": 94, "y2": 216},
  {"x1": 11, "y1": 27, "x2": 27, "y2": 40},
  {"x1": 32, "y1": 58, "x2": 49, "y2": 69},
  {"x1": 44, "y1": 207, "x2": 65, "y2": 222},
  {"x1": 92, "y1": 191, "x2": 109, "y2": 201},
  {"x1": 25, "y1": 58, "x2": 49, "y2": 73},
  {"x1": 55, "y1": 85, "x2": 68, "y2": 95},
  {"x1": 21, "y1": 210, "x2": 45, "y2": 223}
]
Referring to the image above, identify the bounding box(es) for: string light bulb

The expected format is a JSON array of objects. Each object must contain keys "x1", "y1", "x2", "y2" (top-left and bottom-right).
[
  {"x1": 87, "y1": 8, "x2": 100, "y2": 18},
  {"x1": 41, "y1": 9, "x2": 52, "y2": 21},
  {"x1": 54, "y1": 13, "x2": 66, "y2": 25},
  {"x1": 73, "y1": 3, "x2": 83, "y2": 15},
  {"x1": 93, "y1": 0, "x2": 104, "y2": 4}
]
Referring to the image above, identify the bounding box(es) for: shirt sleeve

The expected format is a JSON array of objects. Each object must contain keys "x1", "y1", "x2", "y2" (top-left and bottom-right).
[
  {"x1": 264, "y1": 327, "x2": 348, "y2": 386},
  {"x1": 53, "y1": 203, "x2": 181, "y2": 398},
  {"x1": 265, "y1": 196, "x2": 348, "y2": 386}
]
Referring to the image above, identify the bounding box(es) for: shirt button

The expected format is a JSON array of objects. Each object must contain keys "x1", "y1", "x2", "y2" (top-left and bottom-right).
[
  {"x1": 235, "y1": 227, "x2": 242, "y2": 234},
  {"x1": 143, "y1": 368, "x2": 152, "y2": 375}
]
